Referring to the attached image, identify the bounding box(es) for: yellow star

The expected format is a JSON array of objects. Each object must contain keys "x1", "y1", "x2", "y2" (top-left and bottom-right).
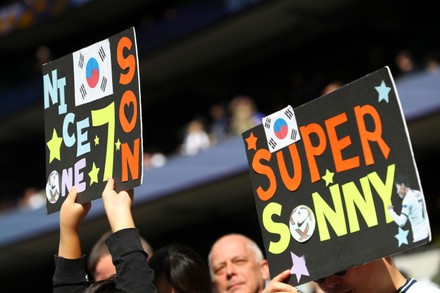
[
  {"x1": 94, "y1": 135, "x2": 100, "y2": 146},
  {"x1": 322, "y1": 169, "x2": 334, "y2": 186},
  {"x1": 245, "y1": 132, "x2": 258, "y2": 151},
  {"x1": 47, "y1": 129, "x2": 63, "y2": 163},
  {"x1": 88, "y1": 162, "x2": 100, "y2": 186},
  {"x1": 115, "y1": 139, "x2": 121, "y2": 150}
]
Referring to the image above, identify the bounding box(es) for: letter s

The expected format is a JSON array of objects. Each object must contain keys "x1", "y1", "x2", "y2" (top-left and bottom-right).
[
  {"x1": 263, "y1": 202, "x2": 290, "y2": 254},
  {"x1": 253, "y1": 149, "x2": 276, "y2": 201}
]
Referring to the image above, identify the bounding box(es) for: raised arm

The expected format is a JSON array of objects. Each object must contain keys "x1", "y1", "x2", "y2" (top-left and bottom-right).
[
  {"x1": 101, "y1": 177, "x2": 135, "y2": 232},
  {"x1": 53, "y1": 186, "x2": 91, "y2": 293},
  {"x1": 101, "y1": 178, "x2": 157, "y2": 293},
  {"x1": 58, "y1": 186, "x2": 91, "y2": 258}
]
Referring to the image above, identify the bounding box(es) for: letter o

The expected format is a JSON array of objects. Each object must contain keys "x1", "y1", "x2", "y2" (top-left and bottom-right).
[{"x1": 119, "y1": 90, "x2": 137, "y2": 133}]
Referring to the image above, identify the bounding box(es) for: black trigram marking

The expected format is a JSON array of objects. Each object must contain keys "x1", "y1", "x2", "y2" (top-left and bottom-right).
[
  {"x1": 285, "y1": 108, "x2": 293, "y2": 119},
  {"x1": 290, "y1": 128, "x2": 298, "y2": 141},
  {"x1": 80, "y1": 84, "x2": 87, "y2": 99},
  {"x1": 269, "y1": 138, "x2": 277, "y2": 150},
  {"x1": 78, "y1": 53, "x2": 84, "y2": 69},
  {"x1": 264, "y1": 117, "x2": 272, "y2": 129},
  {"x1": 98, "y1": 46, "x2": 106, "y2": 62},
  {"x1": 100, "y1": 76, "x2": 107, "y2": 91}
]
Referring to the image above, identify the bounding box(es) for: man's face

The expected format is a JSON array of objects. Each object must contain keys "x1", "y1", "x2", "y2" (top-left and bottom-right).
[
  {"x1": 316, "y1": 258, "x2": 391, "y2": 293},
  {"x1": 210, "y1": 235, "x2": 268, "y2": 293},
  {"x1": 93, "y1": 254, "x2": 116, "y2": 281}
]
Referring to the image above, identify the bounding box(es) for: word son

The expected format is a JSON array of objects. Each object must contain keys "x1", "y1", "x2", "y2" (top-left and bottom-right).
[{"x1": 43, "y1": 36, "x2": 140, "y2": 198}]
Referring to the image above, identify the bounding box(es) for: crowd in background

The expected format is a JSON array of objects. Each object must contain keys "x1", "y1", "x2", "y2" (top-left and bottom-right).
[
  {"x1": 1, "y1": 1, "x2": 440, "y2": 291},
  {"x1": 0, "y1": 92, "x2": 266, "y2": 215},
  {"x1": 1, "y1": 47, "x2": 439, "y2": 217},
  {"x1": 1, "y1": 46, "x2": 440, "y2": 291}
]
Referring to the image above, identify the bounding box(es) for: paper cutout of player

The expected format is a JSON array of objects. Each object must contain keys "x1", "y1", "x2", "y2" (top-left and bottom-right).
[
  {"x1": 42, "y1": 27, "x2": 143, "y2": 214},
  {"x1": 242, "y1": 66, "x2": 432, "y2": 286}
]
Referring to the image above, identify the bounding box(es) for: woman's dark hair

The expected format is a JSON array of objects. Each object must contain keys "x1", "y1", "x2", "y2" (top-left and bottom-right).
[{"x1": 149, "y1": 243, "x2": 212, "y2": 293}]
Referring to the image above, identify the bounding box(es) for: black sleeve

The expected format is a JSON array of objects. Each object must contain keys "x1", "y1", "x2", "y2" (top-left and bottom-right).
[
  {"x1": 52, "y1": 254, "x2": 89, "y2": 293},
  {"x1": 106, "y1": 228, "x2": 157, "y2": 293}
]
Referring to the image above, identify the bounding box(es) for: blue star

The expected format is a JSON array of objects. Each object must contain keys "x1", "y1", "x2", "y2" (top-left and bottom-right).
[
  {"x1": 395, "y1": 227, "x2": 409, "y2": 247},
  {"x1": 290, "y1": 251, "x2": 310, "y2": 283},
  {"x1": 375, "y1": 80, "x2": 391, "y2": 103}
]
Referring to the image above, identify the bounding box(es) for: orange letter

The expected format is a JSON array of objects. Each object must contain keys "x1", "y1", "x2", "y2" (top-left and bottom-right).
[
  {"x1": 117, "y1": 36, "x2": 135, "y2": 85},
  {"x1": 300, "y1": 123, "x2": 327, "y2": 183},
  {"x1": 121, "y1": 138, "x2": 140, "y2": 181},
  {"x1": 253, "y1": 149, "x2": 276, "y2": 201},
  {"x1": 325, "y1": 112, "x2": 359, "y2": 172},
  {"x1": 355, "y1": 105, "x2": 390, "y2": 166},
  {"x1": 119, "y1": 90, "x2": 138, "y2": 133},
  {"x1": 276, "y1": 143, "x2": 302, "y2": 192}
]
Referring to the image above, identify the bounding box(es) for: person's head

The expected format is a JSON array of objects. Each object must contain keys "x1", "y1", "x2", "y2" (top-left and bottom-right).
[
  {"x1": 85, "y1": 276, "x2": 116, "y2": 293},
  {"x1": 321, "y1": 81, "x2": 343, "y2": 96},
  {"x1": 148, "y1": 243, "x2": 212, "y2": 293},
  {"x1": 208, "y1": 233, "x2": 270, "y2": 293},
  {"x1": 315, "y1": 256, "x2": 406, "y2": 293},
  {"x1": 87, "y1": 230, "x2": 154, "y2": 281},
  {"x1": 395, "y1": 49, "x2": 415, "y2": 74},
  {"x1": 395, "y1": 175, "x2": 410, "y2": 199}
]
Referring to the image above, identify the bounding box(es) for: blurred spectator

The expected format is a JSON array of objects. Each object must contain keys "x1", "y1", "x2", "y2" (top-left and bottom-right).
[
  {"x1": 18, "y1": 186, "x2": 45, "y2": 211},
  {"x1": 228, "y1": 95, "x2": 263, "y2": 136},
  {"x1": 423, "y1": 52, "x2": 440, "y2": 73},
  {"x1": 179, "y1": 116, "x2": 211, "y2": 156},
  {"x1": 208, "y1": 101, "x2": 230, "y2": 145},
  {"x1": 143, "y1": 149, "x2": 167, "y2": 169},
  {"x1": 320, "y1": 80, "x2": 344, "y2": 96},
  {"x1": 395, "y1": 49, "x2": 419, "y2": 77},
  {"x1": 35, "y1": 45, "x2": 52, "y2": 70},
  {"x1": 0, "y1": 198, "x2": 16, "y2": 216}
]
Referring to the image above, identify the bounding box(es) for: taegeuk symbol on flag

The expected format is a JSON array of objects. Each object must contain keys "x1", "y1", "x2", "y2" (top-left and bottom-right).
[
  {"x1": 72, "y1": 39, "x2": 114, "y2": 106},
  {"x1": 262, "y1": 105, "x2": 301, "y2": 153}
]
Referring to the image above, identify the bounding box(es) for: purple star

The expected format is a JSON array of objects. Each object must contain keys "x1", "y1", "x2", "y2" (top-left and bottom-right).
[{"x1": 290, "y1": 251, "x2": 310, "y2": 283}]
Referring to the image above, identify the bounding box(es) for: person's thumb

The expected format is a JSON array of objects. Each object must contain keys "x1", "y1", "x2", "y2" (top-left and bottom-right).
[
  {"x1": 104, "y1": 177, "x2": 114, "y2": 194},
  {"x1": 65, "y1": 186, "x2": 77, "y2": 203}
]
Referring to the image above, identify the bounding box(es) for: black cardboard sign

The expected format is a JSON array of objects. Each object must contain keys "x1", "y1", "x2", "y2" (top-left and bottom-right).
[
  {"x1": 43, "y1": 27, "x2": 143, "y2": 214},
  {"x1": 242, "y1": 66, "x2": 431, "y2": 285}
]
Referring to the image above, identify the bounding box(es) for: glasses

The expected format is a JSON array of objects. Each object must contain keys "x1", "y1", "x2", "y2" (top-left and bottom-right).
[{"x1": 314, "y1": 269, "x2": 347, "y2": 283}]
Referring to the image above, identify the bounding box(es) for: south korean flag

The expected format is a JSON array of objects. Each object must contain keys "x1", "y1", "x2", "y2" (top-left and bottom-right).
[
  {"x1": 262, "y1": 105, "x2": 301, "y2": 153},
  {"x1": 72, "y1": 39, "x2": 113, "y2": 106}
]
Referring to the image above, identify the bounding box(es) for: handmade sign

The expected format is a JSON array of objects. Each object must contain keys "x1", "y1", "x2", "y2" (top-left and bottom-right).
[
  {"x1": 42, "y1": 27, "x2": 143, "y2": 214},
  {"x1": 242, "y1": 66, "x2": 431, "y2": 285}
]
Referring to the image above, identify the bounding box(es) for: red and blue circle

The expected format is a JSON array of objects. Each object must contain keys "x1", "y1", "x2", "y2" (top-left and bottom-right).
[
  {"x1": 86, "y1": 57, "x2": 100, "y2": 88},
  {"x1": 273, "y1": 118, "x2": 289, "y2": 139}
]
